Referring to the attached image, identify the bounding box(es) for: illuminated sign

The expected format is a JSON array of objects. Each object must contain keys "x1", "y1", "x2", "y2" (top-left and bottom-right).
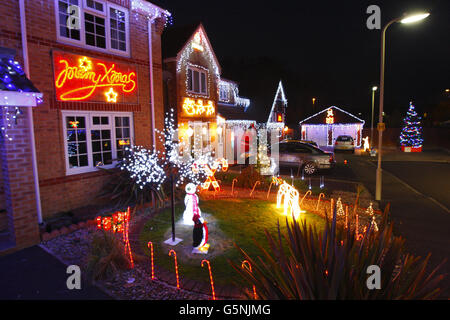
[
  {"x1": 191, "y1": 32, "x2": 204, "y2": 51},
  {"x1": 326, "y1": 108, "x2": 334, "y2": 124},
  {"x1": 182, "y1": 97, "x2": 215, "y2": 117},
  {"x1": 53, "y1": 51, "x2": 138, "y2": 103}
]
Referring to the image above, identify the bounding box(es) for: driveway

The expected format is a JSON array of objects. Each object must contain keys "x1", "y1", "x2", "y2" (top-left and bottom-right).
[{"x1": 0, "y1": 245, "x2": 111, "y2": 300}]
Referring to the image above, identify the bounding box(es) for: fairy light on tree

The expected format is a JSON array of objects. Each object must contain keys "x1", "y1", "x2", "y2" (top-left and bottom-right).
[{"x1": 400, "y1": 102, "x2": 423, "y2": 152}]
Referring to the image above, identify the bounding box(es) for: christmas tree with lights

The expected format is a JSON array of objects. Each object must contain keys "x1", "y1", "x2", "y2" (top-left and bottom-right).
[{"x1": 399, "y1": 102, "x2": 423, "y2": 152}]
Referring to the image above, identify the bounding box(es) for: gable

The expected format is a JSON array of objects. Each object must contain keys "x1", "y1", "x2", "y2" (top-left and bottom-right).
[
  {"x1": 175, "y1": 24, "x2": 221, "y2": 75},
  {"x1": 299, "y1": 106, "x2": 364, "y2": 125}
]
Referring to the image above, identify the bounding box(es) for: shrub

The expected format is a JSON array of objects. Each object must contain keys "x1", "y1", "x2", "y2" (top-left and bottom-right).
[
  {"x1": 230, "y1": 206, "x2": 446, "y2": 299},
  {"x1": 86, "y1": 230, "x2": 141, "y2": 281},
  {"x1": 98, "y1": 164, "x2": 165, "y2": 210}
]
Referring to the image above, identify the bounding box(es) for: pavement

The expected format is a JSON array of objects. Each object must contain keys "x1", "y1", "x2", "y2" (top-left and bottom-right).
[
  {"x1": 0, "y1": 245, "x2": 111, "y2": 300},
  {"x1": 331, "y1": 149, "x2": 450, "y2": 295}
]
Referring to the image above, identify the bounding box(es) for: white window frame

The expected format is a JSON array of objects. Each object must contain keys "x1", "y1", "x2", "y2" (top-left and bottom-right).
[
  {"x1": 83, "y1": 0, "x2": 107, "y2": 15},
  {"x1": 187, "y1": 66, "x2": 208, "y2": 95},
  {"x1": 54, "y1": 0, "x2": 130, "y2": 57},
  {"x1": 62, "y1": 110, "x2": 134, "y2": 175}
]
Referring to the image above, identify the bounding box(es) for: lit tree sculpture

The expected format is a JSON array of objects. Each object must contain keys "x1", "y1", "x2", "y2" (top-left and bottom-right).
[
  {"x1": 399, "y1": 102, "x2": 423, "y2": 152},
  {"x1": 121, "y1": 109, "x2": 212, "y2": 245}
]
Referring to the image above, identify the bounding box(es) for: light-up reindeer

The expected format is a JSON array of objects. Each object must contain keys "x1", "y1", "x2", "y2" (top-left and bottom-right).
[{"x1": 273, "y1": 177, "x2": 301, "y2": 220}]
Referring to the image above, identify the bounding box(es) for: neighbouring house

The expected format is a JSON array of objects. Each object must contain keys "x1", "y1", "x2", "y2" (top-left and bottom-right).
[
  {"x1": 162, "y1": 23, "x2": 253, "y2": 162},
  {"x1": 162, "y1": 23, "x2": 287, "y2": 163},
  {"x1": 0, "y1": 0, "x2": 170, "y2": 252},
  {"x1": 299, "y1": 106, "x2": 365, "y2": 147}
]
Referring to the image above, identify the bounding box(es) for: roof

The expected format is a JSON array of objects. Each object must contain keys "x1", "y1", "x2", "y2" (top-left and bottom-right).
[
  {"x1": 217, "y1": 104, "x2": 255, "y2": 121},
  {"x1": 0, "y1": 57, "x2": 40, "y2": 93},
  {"x1": 162, "y1": 23, "x2": 221, "y2": 74},
  {"x1": 267, "y1": 80, "x2": 287, "y2": 123},
  {"x1": 299, "y1": 106, "x2": 364, "y2": 125}
]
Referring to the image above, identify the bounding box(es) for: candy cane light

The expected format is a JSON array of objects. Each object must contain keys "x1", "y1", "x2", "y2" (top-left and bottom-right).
[
  {"x1": 241, "y1": 260, "x2": 257, "y2": 300},
  {"x1": 201, "y1": 260, "x2": 216, "y2": 300},
  {"x1": 169, "y1": 250, "x2": 180, "y2": 289}
]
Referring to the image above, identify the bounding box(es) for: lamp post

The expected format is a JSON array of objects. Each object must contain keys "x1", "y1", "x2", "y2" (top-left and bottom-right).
[
  {"x1": 375, "y1": 12, "x2": 429, "y2": 201},
  {"x1": 371, "y1": 86, "x2": 378, "y2": 146}
]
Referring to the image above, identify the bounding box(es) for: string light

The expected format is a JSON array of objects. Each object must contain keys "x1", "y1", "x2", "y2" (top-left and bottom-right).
[
  {"x1": 131, "y1": 0, "x2": 172, "y2": 27},
  {"x1": 267, "y1": 81, "x2": 287, "y2": 125},
  {"x1": 148, "y1": 241, "x2": 155, "y2": 280},
  {"x1": 336, "y1": 197, "x2": 345, "y2": 216},
  {"x1": 400, "y1": 102, "x2": 423, "y2": 149},
  {"x1": 176, "y1": 27, "x2": 220, "y2": 76},
  {"x1": 274, "y1": 176, "x2": 303, "y2": 220}
]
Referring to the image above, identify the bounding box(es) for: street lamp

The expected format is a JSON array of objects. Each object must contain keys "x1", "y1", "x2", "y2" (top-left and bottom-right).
[
  {"x1": 375, "y1": 12, "x2": 429, "y2": 201},
  {"x1": 371, "y1": 86, "x2": 378, "y2": 146}
]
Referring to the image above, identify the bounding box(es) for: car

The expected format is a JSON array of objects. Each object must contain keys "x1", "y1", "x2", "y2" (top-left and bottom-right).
[
  {"x1": 299, "y1": 140, "x2": 319, "y2": 148},
  {"x1": 272, "y1": 141, "x2": 335, "y2": 175},
  {"x1": 334, "y1": 135, "x2": 355, "y2": 153}
]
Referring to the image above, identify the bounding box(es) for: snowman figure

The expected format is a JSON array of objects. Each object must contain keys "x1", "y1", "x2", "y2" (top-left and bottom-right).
[{"x1": 182, "y1": 183, "x2": 201, "y2": 225}]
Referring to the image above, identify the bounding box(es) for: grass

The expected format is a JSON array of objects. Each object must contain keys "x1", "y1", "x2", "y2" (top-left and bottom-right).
[{"x1": 139, "y1": 198, "x2": 326, "y2": 286}]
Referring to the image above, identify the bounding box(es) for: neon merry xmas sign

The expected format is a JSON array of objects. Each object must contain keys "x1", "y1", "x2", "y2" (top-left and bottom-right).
[{"x1": 53, "y1": 52, "x2": 138, "y2": 103}]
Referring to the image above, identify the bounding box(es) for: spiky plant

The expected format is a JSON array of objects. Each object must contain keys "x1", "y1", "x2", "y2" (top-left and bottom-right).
[
  {"x1": 98, "y1": 164, "x2": 165, "y2": 210},
  {"x1": 229, "y1": 205, "x2": 446, "y2": 299},
  {"x1": 86, "y1": 230, "x2": 145, "y2": 282}
]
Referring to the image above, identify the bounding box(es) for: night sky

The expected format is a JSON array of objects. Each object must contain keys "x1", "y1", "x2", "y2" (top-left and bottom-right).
[{"x1": 154, "y1": 0, "x2": 449, "y2": 128}]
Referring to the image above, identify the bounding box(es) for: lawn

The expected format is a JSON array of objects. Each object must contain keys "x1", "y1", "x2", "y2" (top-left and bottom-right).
[{"x1": 139, "y1": 198, "x2": 326, "y2": 287}]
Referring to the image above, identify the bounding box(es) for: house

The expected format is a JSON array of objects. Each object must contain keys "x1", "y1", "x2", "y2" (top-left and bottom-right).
[
  {"x1": 162, "y1": 23, "x2": 254, "y2": 162},
  {"x1": 299, "y1": 106, "x2": 365, "y2": 147},
  {"x1": 0, "y1": 0, "x2": 170, "y2": 251}
]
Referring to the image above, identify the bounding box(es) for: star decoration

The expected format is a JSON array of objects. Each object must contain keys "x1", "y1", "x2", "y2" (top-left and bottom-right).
[
  {"x1": 79, "y1": 57, "x2": 92, "y2": 71},
  {"x1": 105, "y1": 87, "x2": 118, "y2": 103}
]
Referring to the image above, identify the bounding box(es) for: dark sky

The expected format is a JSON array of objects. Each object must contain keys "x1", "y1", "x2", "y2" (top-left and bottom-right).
[{"x1": 154, "y1": 0, "x2": 449, "y2": 127}]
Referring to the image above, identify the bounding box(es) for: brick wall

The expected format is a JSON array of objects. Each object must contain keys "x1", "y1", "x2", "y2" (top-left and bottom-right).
[
  {"x1": 0, "y1": 109, "x2": 40, "y2": 248},
  {"x1": 0, "y1": 0, "x2": 166, "y2": 219}
]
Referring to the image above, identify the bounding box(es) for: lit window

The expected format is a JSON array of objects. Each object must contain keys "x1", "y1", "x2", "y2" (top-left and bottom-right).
[
  {"x1": 219, "y1": 84, "x2": 229, "y2": 102},
  {"x1": 63, "y1": 112, "x2": 133, "y2": 175},
  {"x1": 187, "y1": 66, "x2": 207, "y2": 95}
]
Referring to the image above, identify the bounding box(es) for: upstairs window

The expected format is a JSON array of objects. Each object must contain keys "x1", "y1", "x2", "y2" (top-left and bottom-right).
[
  {"x1": 55, "y1": 0, "x2": 129, "y2": 55},
  {"x1": 187, "y1": 66, "x2": 207, "y2": 95},
  {"x1": 219, "y1": 84, "x2": 230, "y2": 101}
]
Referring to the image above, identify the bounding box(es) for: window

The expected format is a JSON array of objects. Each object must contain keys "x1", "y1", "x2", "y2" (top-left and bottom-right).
[
  {"x1": 58, "y1": 0, "x2": 81, "y2": 41},
  {"x1": 289, "y1": 144, "x2": 312, "y2": 154},
  {"x1": 62, "y1": 111, "x2": 133, "y2": 175},
  {"x1": 187, "y1": 66, "x2": 207, "y2": 95},
  {"x1": 55, "y1": 0, "x2": 129, "y2": 55},
  {"x1": 110, "y1": 7, "x2": 127, "y2": 52},
  {"x1": 219, "y1": 84, "x2": 229, "y2": 101},
  {"x1": 84, "y1": 12, "x2": 106, "y2": 49}
]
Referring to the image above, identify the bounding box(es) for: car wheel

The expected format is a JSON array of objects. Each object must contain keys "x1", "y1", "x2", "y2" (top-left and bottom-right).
[{"x1": 303, "y1": 162, "x2": 316, "y2": 175}]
